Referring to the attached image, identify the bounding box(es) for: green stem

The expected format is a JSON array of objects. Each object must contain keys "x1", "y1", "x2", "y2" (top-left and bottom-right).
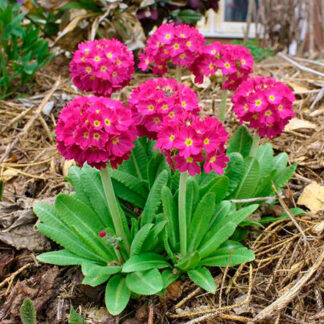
[
  {"x1": 219, "y1": 90, "x2": 228, "y2": 122},
  {"x1": 179, "y1": 171, "x2": 189, "y2": 257},
  {"x1": 176, "y1": 65, "x2": 182, "y2": 83},
  {"x1": 100, "y1": 167, "x2": 130, "y2": 255},
  {"x1": 131, "y1": 153, "x2": 142, "y2": 181},
  {"x1": 249, "y1": 133, "x2": 260, "y2": 158}
]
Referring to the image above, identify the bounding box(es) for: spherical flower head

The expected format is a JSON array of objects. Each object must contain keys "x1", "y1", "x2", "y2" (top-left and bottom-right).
[
  {"x1": 128, "y1": 78, "x2": 201, "y2": 140},
  {"x1": 70, "y1": 39, "x2": 135, "y2": 96},
  {"x1": 156, "y1": 114, "x2": 229, "y2": 176},
  {"x1": 55, "y1": 96, "x2": 137, "y2": 169},
  {"x1": 232, "y1": 77, "x2": 295, "y2": 138},
  {"x1": 138, "y1": 23, "x2": 205, "y2": 75},
  {"x1": 190, "y1": 43, "x2": 254, "y2": 91}
]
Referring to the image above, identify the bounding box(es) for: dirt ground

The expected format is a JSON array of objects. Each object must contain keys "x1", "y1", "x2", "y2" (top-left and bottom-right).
[{"x1": 0, "y1": 54, "x2": 324, "y2": 323}]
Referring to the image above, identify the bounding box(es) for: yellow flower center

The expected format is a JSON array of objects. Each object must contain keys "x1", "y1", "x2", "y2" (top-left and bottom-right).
[
  {"x1": 105, "y1": 119, "x2": 111, "y2": 126},
  {"x1": 164, "y1": 49, "x2": 169, "y2": 54},
  {"x1": 145, "y1": 59, "x2": 149, "y2": 64},
  {"x1": 162, "y1": 104, "x2": 168, "y2": 110},
  {"x1": 241, "y1": 59, "x2": 246, "y2": 65},
  {"x1": 94, "y1": 120, "x2": 100, "y2": 127},
  {"x1": 113, "y1": 137, "x2": 119, "y2": 144},
  {"x1": 269, "y1": 95, "x2": 275, "y2": 101},
  {"x1": 209, "y1": 156, "x2": 216, "y2": 163},
  {"x1": 94, "y1": 56, "x2": 100, "y2": 62},
  {"x1": 148, "y1": 104, "x2": 154, "y2": 111},
  {"x1": 180, "y1": 33, "x2": 186, "y2": 38},
  {"x1": 211, "y1": 49, "x2": 216, "y2": 55},
  {"x1": 117, "y1": 60, "x2": 121, "y2": 66},
  {"x1": 93, "y1": 133, "x2": 100, "y2": 140},
  {"x1": 173, "y1": 43, "x2": 180, "y2": 50},
  {"x1": 209, "y1": 63, "x2": 214, "y2": 70},
  {"x1": 278, "y1": 105, "x2": 283, "y2": 111},
  {"x1": 153, "y1": 117, "x2": 160, "y2": 124},
  {"x1": 253, "y1": 114, "x2": 258, "y2": 120},
  {"x1": 224, "y1": 62, "x2": 231, "y2": 69},
  {"x1": 181, "y1": 101, "x2": 187, "y2": 108},
  {"x1": 165, "y1": 34, "x2": 171, "y2": 39},
  {"x1": 86, "y1": 66, "x2": 92, "y2": 73},
  {"x1": 85, "y1": 119, "x2": 89, "y2": 124},
  {"x1": 90, "y1": 75, "x2": 95, "y2": 80},
  {"x1": 265, "y1": 110, "x2": 272, "y2": 116},
  {"x1": 84, "y1": 48, "x2": 90, "y2": 55},
  {"x1": 244, "y1": 104, "x2": 249, "y2": 111},
  {"x1": 81, "y1": 57, "x2": 86, "y2": 62},
  {"x1": 107, "y1": 53, "x2": 113, "y2": 58},
  {"x1": 186, "y1": 157, "x2": 194, "y2": 163},
  {"x1": 101, "y1": 65, "x2": 107, "y2": 72},
  {"x1": 185, "y1": 138, "x2": 193, "y2": 147},
  {"x1": 169, "y1": 135, "x2": 175, "y2": 141},
  {"x1": 268, "y1": 123, "x2": 274, "y2": 127},
  {"x1": 112, "y1": 71, "x2": 118, "y2": 77},
  {"x1": 186, "y1": 41, "x2": 191, "y2": 47},
  {"x1": 83, "y1": 132, "x2": 89, "y2": 139},
  {"x1": 158, "y1": 65, "x2": 163, "y2": 70},
  {"x1": 96, "y1": 109, "x2": 100, "y2": 114},
  {"x1": 255, "y1": 99, "x2": 262, "y2": 106},
  {"x1": 168, "y1": 111, "x2": 175, "y2": 118},
  {"x1": 180, "y1": 54, "x2": 186, "y2": 59},
  {"x1": 204, "y1": 138, "x2": 210, "y2": 145}
]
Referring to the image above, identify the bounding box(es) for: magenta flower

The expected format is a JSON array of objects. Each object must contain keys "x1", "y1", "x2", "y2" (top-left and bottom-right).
[
  {"x1": 190, "y1": 43, "x2": 254, "y2": 91},
  {"x1": 138, "y1": 23, "x2": 205, "y2": 75},
  {"x1": 55, "y1": 96, "x2": 137, "y2": 169},
  {"x1": 232, "y1": 77, "x2": 295, "y2": 138},
  {"x1": 70, "y1": 39, "x2": 135, "y2": 96},
  {"x1": 128, "y1": 78, "x2": 201, "y2": 140},
  {"x1": 156, "y1": 114, "x2": 229, "y2": 176}
]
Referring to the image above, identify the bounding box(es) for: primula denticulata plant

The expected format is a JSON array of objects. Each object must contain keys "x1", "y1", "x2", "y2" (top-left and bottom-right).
[{"x1": 34, "y1": 23, "x2": 297, "y2": 315}]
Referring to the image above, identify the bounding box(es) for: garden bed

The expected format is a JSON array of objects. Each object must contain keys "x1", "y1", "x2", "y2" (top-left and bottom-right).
[{"x1": 0, "y1": 55, "x2": 324, "y2": 323}]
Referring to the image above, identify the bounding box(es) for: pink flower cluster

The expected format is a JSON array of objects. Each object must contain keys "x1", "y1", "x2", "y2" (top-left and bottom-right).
[
  {"x1": 232, "y1": 77, "x2": 295, "y2": 138},
  {"x1": 70, "y1": 39, "x2": 135, "y2": 96},
  {"x1": 190, "y1": 43, "x2": 254, "y2": 90},
  {"x1": 55, "y1": 96, "x2": 137, "y2": 169},
  {"x1": 156, "y1": 113, "x2": 229, "y2": 176},
  {"x1": 138, "y1": 23, "x2": 205, "y2": 75},
  {"x1": 128, "y1": 78, "x2": 201, "y2": 140}
]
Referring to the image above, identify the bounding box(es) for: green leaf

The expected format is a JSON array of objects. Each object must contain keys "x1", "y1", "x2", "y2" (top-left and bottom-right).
[
  {"x1": 55, "y1": 194, "x2": 113, "y2": 261},
  {"x1": 126, "y1": 269, "x2": 163, "y2": 295},
  {"x1": 105, "y1": 275, "x2": 130, "y2": 315},
  {"x1": 147, "y1": 152, "x2": 169, "y2": 189},
  {"x1": 67, "y1": 166, "x2": 90, "y2": 205},
  {"x1": 82, "y1": 263, "x2": 121, "y2": 287},
  {"x1": 188, "y1": 267, "x2": 216, "y2": 293},
  {"x1": 186, "y1": 177, "x2": 199, "y2": 224},
  {"x1": 201, "y1": 241, "x2": 255, "y2": 267},
  {"x1": 227, "y1": 126, "x2": 253, "y2": 157},
  {"x1": 80, "y1": 164, "x2": 112, "y2": 228},
  {"x1": 122, "y1": 253, "x2": 170, "y2": 273},
  {"x1": 37, "y1": 250, "x2": 91, "y2": 266},
  {"x1": 209, "y1": 201, "x2": 233, "y2": 231},
  {"x1": 20, "y1": 298, "x2": 36, "y2": 324},
  {"x1": 273, "y1": 164, "x2": 297, "y2": 189},
  {"x1": 161, "y1": 186, "x2": 178, "y2": 250},
  {"x1": 172, "y1": 9, "x2": 202, "y2": 24},
  {"x1": 272, "y1": 152, "x2": 288, "y2": 172},
  {"x1": 127, "y1": 140, "x2": 149, "y2": 181},
  {"x1": 256, "y1": 143, "x2": 273, "y2": 177},
  {"x1": 260, "y1": 207, "x2": 305, "y2": 224},
  {"x1": 188, "y1": 193, "x2": 216, "y2": 253},
  {"x1": 200, "y1": 176, "x2": 229, "y2": 204},
  {"x1": 233, "y1": 157, "x2": 260, "y2": 199},
  {"x1": 161, "y1": 269, "x2": 179, "y2": 289},
  {"x1": 0, "y1": 179, "x2": 3, "y2": 201},
  {"x1": 141, "y1": 170, "x2": 169, "y2": 225},
  {"x1": 175, "y1": 251, "x2": 200, "y2": 271},
  {"x1": 69, "y1": 307, "x2": 85, "y2": 324},
  {"x1": 142, "y1": 220, "x2": 168, "y2": 252},
  {"x1": 199, "y1": 204, "x2": 258, "y2": 258},
  {"x1": 35, "y1": 203, "x2": 105, "y2": 262},
  {"x1": 130, "y1": 223, "x2": 153, "y2": 256},
  {"x1": 225, "y1": 153, "x2": 244, "y2": 195}
]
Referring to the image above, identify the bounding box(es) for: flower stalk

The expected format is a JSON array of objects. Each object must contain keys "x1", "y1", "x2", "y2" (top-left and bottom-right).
[
  {"x1": 100, "y1": 167, "x2": 130, "y2": 255},
  {"x1": 219, "y1": 90, "x2": 228, "y2": 122},
  {"x1": 179, "y1": 171, "x2": 189, "y2": 257}
]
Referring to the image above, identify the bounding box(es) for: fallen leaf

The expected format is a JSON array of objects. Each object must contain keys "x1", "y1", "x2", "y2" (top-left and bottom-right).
[
  {"x1": 285, "y1": 118, "x2": 317, "y2": 132},
  {"x1": 287, "y1": 82, "x2": 310, "y2": 94},
  {"x1": 297, "y1": 182, "x2": 324, "y2": 213},
  {"x1": 0, "y1": 198, "x2": 53, "y2": 252}
]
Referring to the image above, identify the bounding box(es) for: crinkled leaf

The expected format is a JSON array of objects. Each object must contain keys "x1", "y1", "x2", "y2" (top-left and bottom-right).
[
  {"x1": 227, "y1": 126, "x2": 253, "y2": 157},
  {"x1": 130, "y1": 223, "x2": 153, "y2": 256},
  {"x1": 126, "y1": 269, "x2": 163, "y2": 295},
  {"x1": 122, "y1": 253, "x2": 170, "y2": 273},
  {"x1": 188, "y1": 267, "x2": 216, "y2": 293}
]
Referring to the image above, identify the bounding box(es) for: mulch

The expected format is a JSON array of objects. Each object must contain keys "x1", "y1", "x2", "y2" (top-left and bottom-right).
[{"x1": 0, "y1": 53, "x2": 324, "y2": 323}]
